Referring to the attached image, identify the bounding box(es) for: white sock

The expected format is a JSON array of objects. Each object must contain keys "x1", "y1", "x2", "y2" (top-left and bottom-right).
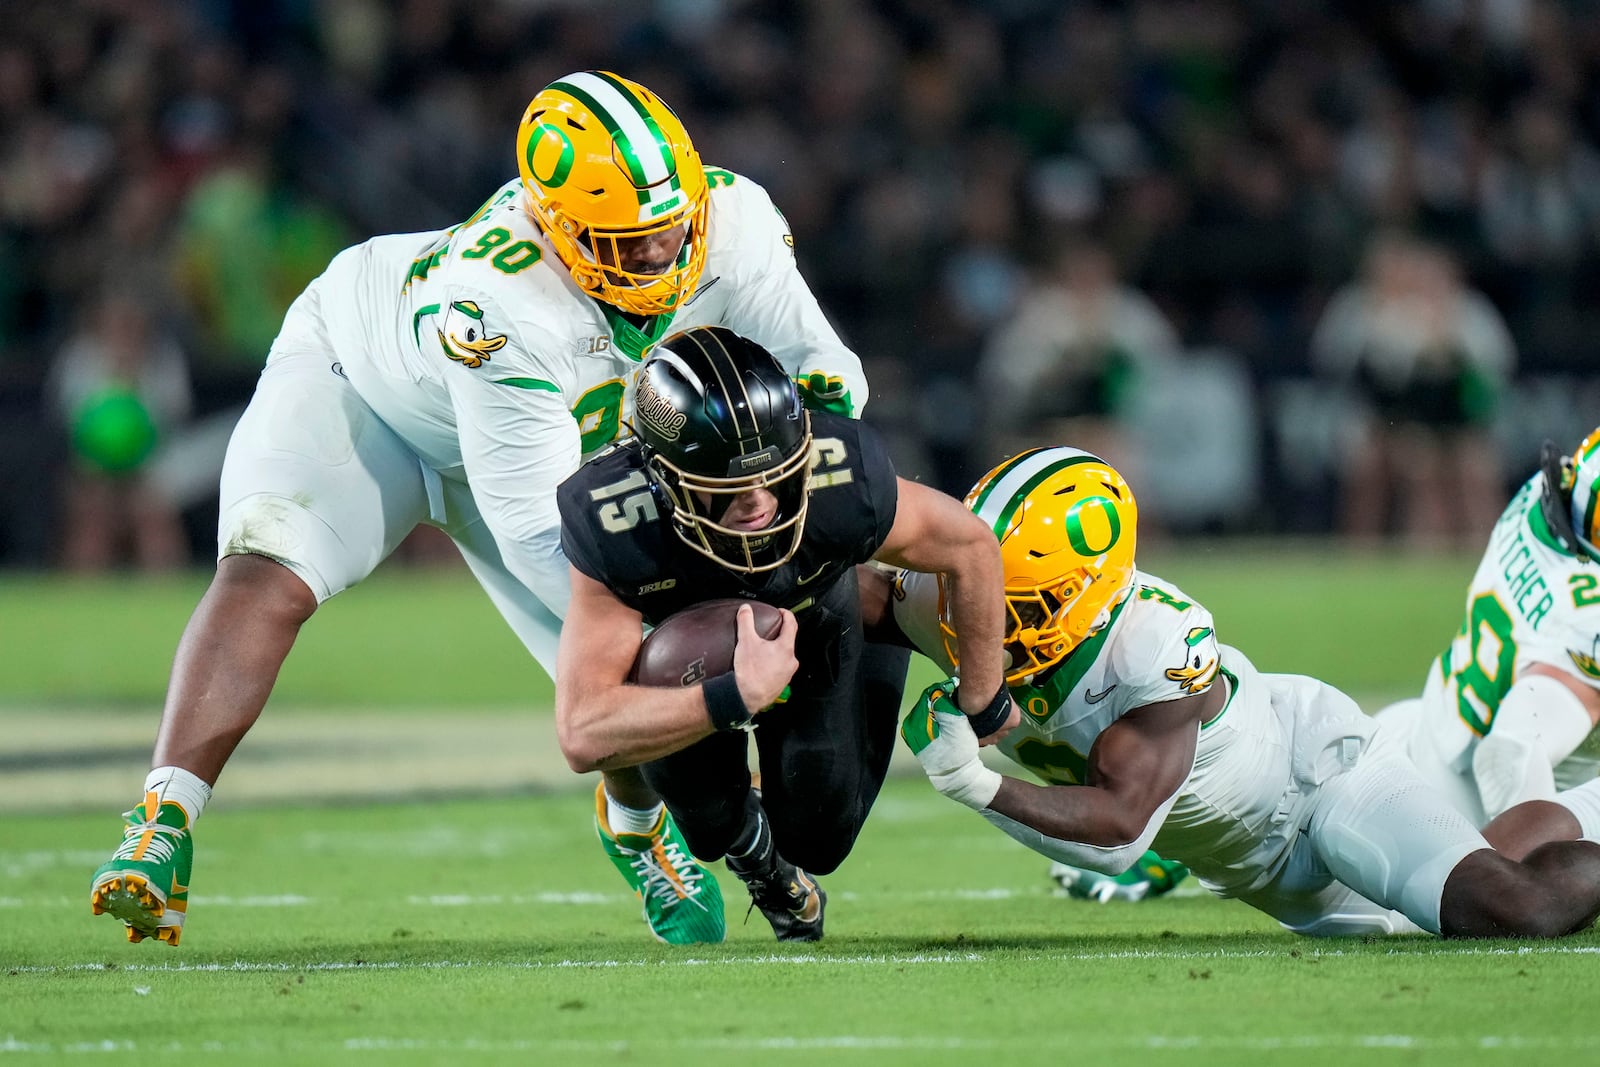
[
  {"x1": 144, "y1": 766, "x2": 213, "y2": 828},
  {"x1": 605, "y1": 790, "x2": 664, "y2": 836},
  {"x1": 1554, "y1": 776, "x2": 1600, "y2": 841}
]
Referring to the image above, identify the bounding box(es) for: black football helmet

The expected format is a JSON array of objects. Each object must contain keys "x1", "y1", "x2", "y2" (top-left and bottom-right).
[{"x1": 631, "y1": 326, "x2": 813, "y2": 572}]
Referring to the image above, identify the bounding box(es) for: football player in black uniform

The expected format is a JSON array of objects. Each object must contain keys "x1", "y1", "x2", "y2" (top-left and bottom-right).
[{"x1": 556, "y1": 326, "x2": 1016, "y2": 940}]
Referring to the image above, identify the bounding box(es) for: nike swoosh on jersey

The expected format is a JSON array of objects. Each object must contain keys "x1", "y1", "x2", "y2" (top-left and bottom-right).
[
  {"x1": 683, "y1": 276, "x2": 721, "y2": 306},
  {"x1": 1084, "y1": 684, "x2": 1118, "y2": 704},
  {"x1": 796, "y1": 563, "x2": 828, "y2": 586}
]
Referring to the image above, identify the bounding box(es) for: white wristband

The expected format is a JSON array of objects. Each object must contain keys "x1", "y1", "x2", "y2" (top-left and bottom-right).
[{"x1": 930, "y1": 760, "x2": 1002, "y2": 811}]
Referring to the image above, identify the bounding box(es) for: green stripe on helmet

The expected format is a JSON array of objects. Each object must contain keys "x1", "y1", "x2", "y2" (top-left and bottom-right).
[
  {"x1": 979, "y1": 452, "x2": 1102, "y2": 541},
  {"x1": 992, "y1": 465, "x2": 1072, "y2": 540},
  {"x1": 592, "y1": 70, "x2": 682, "y2": 194},
  {"x1": 550, "y1": 79, "x2": 651, "y2": 203},
  {"x1": 968, "y1": 448, "x2": 1051, "y2": 516}
]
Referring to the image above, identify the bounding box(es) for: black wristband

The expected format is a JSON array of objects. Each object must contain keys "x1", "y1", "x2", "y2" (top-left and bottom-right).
[
  {"x1": 965, "y1": 681, "x2": 1013, "y2": 737},
  {"x1": 703, "y1": 672, "x2": 754, "y2": 731}
]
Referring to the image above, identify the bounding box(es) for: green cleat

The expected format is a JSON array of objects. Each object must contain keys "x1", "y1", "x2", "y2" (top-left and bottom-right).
[
  {"x1": 1050, "y1": 850, "x2": 1189, "y2": 904},
  {"x1": 90, "y1": 791, "x2": 194, "y2": 945},
  {"x1": 595, "y1": 784, "x2": 725, "y2": 944}
]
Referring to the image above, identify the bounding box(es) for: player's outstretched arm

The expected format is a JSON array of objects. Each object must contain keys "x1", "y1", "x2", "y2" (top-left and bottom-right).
[
  {"x1": 555, "y1": 570, "x2": 798, "y2": 773},
  {"x1": 875, "y1": 477, "x2": 1016, "y2": 742},
  {"x1": 903, "y1": 684, "x2": 1215, "y2": 874},
  {"x1": 991, "y1": 689, "x2": 1213, "y2": 853}
]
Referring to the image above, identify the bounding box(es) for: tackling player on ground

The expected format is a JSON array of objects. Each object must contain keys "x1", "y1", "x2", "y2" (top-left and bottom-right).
[
  {"x1": 1376, "y1": 428, "x2": 1600, "y2": 824},
  {"x1": 90, "y1": 71, "x2": 872, "y2": 947},
  {"x1": 873, "y1": 446, "x2": 1600, "y2": 938}
]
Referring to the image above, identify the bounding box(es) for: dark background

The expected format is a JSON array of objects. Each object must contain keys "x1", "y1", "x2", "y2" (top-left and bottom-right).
[{"x1": 3, "y1": 0, "x2": 1598, "y2": 568}]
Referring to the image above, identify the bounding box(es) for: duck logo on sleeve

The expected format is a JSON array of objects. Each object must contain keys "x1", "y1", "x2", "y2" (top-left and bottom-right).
[
  {"x1": 1165, "y1": 626, "x2": 1220, "y2": 694},
  {"x1": 437, "y1": 300, "x2": 507, "y2": 369}
]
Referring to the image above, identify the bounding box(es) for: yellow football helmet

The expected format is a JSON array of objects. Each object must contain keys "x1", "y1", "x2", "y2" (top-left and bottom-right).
[
  {"x1": 516, "y1": 71, "x2": 709, "y2": 316},
  {"x1": 1560, "y1": 425, "x2": 1600, "y2": 562},
  {"x1": 945, "y1": 447, "x2": 1139, "y2": 684}
]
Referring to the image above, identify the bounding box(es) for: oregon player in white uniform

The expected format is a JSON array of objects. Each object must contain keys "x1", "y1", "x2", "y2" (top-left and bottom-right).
[
  {"x1": 90, "y1": 71, "x2": 867, "y2": 948},
  {"x1": 1377, "y1": 428, "x2": 1600, "y2": 825},
  {"x1": 886, "y1": 447, "x2": 1600, "y2": 938}
]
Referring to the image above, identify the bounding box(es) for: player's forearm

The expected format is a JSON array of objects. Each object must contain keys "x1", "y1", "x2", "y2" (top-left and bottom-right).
[
  {"x1": 989, "y1": 777, "x2": 1148, "y2": 848},
  {"x1": 983, "y1": 776, "x2": 1174, "y2": 875},
  {"x1": 888, "y1": 492, "x2": 1006, "y2": 708},
  {"x1": 555, "y1": 686, "x2": 717, "y2": 772},
  {"x1": 944, "y1": 557, "x2": 1006, "y2": 713}
]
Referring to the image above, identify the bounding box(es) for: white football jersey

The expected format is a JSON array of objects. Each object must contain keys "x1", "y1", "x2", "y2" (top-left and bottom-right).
[
  {"x1": 1413, "y1": 472, "x2": 1600, "y2": 780},
  {"x1": 894, "y1": 568, "x2": 1329, "y2": 895},
  {"x1": 300, "y1": 169, "x2": 869, "y2": 616}
]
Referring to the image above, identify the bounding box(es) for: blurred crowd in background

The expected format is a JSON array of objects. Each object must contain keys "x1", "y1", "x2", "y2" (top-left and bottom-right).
[{"x1": 3, "y1": 0, "x2": 1599, "y2": 571}]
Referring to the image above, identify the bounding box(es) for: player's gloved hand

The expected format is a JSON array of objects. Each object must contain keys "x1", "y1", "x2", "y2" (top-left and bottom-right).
[
  {"x1": 795, "y1": 371, "x2": 853, "y2": 417},
  {"x1": 901, "y1": 680, "x2": 1002, "y2": 810},
  {"x1": 1049, "y1": 851, "x2": 1190, "y2": 903}
]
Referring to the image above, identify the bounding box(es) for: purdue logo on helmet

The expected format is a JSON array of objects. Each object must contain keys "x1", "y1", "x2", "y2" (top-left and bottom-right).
[
  {"x1": 516, "y1": 71, "x2": 710, "y2": 316},
  {"x1": 945, "y1": 447, "x2": 1138, "y2": 684},
  {"x1": 631, "y1": 327, "x2": 813, "y2": 573}
]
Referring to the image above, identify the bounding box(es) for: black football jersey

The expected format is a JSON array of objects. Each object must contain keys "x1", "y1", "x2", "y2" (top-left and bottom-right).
[{"x1": 558, "y1": 412, "x2": 898, "y2": 625}]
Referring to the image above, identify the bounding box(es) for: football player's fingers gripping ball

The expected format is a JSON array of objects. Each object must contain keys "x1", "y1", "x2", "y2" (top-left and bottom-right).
[
  {"x1": 795, "y1": 371, "x2": 852, "y2": 416},
  {"x1": 901, "y1": 681, "x2": 1000, "y2": 810}
]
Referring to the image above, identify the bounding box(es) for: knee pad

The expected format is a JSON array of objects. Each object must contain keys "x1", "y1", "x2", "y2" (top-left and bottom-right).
[{"x1": 217, "y1": 492, "x2": 343, "y2": 603}]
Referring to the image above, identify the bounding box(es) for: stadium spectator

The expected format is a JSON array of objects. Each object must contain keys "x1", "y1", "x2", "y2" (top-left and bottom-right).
[
  {"x1": 976, "y1": 240, "x2": 1179, "y2": 491},
  {"x1": 1310, "y1": 234, "x2": 1515, "y2": 547},
  {"x1": 46, "y1": 288, "x2": 193, "y2": 572},
  {"x1": 2, "y1": 1, "x2": 1600, "y2": 557}
]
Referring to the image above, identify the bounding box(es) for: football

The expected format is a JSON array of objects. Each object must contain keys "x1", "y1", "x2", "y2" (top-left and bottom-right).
[{"x1": 630, "y1": 599, "x2": 785, "y2": 687}]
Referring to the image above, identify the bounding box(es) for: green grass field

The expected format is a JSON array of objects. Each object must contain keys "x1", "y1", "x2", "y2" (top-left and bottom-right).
[{"x1": 7, "y1": 548, "x2": 1597, "y2": 1065}]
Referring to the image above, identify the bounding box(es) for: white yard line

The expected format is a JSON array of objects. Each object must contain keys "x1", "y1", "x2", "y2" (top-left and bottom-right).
[
  {"x1": 10, "y1": 942, "x2": 1600, "y2": 976},
  {"x1": 5, "y1": 1033, "x2": 1600, "y2": 1055},
  {"x1": 6, "y1": 885, "x2": 1189, "y2": 908}
]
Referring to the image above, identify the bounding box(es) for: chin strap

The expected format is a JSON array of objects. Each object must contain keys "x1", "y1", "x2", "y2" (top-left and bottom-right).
[{"x1": 1538, "y1": 440, "x2": 1583, "y2": 557}]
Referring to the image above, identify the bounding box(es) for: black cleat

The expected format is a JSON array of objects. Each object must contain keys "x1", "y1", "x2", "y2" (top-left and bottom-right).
[{"x1": 728, "y1": 852, "x2": 826, "y2": 942}]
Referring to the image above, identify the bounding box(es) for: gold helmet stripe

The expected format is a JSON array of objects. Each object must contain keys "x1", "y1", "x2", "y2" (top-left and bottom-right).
[{"x1": 666, "y1": 328, "x2": 763, "y2": 444}]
